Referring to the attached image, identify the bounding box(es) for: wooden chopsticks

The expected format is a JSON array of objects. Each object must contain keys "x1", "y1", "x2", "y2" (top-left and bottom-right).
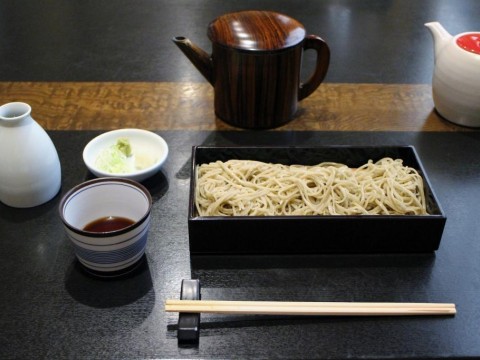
[{"x1": 165, "y1": 300, "x2": 456, "y2": 316}]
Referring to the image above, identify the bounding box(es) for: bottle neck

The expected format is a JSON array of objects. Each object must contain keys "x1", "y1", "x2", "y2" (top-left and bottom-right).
[{"x1": 0, "y1": 102, "x2": 32, "y2": 127}]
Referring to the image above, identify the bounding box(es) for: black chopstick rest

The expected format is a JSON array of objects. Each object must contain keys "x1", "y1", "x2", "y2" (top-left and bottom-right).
[{"x1": 178, "y1": 279, "x2": 201, "y2": 343}]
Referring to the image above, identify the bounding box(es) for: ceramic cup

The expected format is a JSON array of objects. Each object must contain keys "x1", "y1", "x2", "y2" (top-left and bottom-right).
[{"x1": 59, "y1": 178, "x2": 152, "y2": 274}]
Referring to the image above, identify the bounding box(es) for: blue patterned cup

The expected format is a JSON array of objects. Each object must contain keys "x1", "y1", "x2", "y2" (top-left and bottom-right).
[{"x1": 59, "y1": 178, "x2": 152, "y2": 273}]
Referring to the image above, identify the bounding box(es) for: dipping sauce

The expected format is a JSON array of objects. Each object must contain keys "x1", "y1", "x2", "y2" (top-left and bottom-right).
[{"x1": 83, "y1": 216, "x2": 135, "y2": 232}]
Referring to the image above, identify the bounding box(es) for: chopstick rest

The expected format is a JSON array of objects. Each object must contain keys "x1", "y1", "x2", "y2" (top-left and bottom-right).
[
  {"x1": 166, "y1": 299, "x2": 456, "y2": 316},
  {"x1": 177, "y1": 279, "x2": 201, "y2": 343}
]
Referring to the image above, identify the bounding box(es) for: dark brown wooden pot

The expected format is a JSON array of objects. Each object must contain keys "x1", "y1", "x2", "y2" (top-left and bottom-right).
[{"x1": 174, "y1": 11, "x2": 330, "y2": 129}]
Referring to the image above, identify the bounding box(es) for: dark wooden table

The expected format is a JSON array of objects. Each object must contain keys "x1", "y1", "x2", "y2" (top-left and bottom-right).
[{"x1": 1, "y1": 1, "x2": 480, "y2": 359}]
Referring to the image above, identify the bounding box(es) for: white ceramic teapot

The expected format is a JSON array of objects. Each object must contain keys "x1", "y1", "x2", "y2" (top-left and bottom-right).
[{"x1": 425, "y1": 22, "x2": 480, "y2": 127}]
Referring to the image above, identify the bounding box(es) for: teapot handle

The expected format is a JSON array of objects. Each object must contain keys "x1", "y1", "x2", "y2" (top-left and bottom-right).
[{"x1": 298, "y1": 35, "x2": 330, "y2": 101}]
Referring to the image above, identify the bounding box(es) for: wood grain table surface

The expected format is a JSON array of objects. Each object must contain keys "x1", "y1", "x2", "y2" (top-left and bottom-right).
[{"x1": 0, "y1": 81, "x2": 469, "y2": 132}]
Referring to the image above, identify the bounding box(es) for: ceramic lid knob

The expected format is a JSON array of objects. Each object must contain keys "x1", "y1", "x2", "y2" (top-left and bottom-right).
[{"x1": 207, "y1": 11, "x2": 306, "y2": 51}]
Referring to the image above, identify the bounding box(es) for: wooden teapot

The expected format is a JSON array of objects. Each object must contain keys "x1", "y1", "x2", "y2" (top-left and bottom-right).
[{"x1": 173, "y1": 11, "x2": 330, "y2": 129}]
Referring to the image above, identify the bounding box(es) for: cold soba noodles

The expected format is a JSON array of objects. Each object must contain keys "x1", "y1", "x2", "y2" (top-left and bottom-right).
[{"x1": 195, "y1": 158, "x2": 427, "y2": 216}]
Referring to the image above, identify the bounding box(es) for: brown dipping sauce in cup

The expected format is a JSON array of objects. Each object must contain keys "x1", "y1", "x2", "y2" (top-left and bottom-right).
[{"x1": 83, "y1": 216, "x2": 134, "y2": 233}]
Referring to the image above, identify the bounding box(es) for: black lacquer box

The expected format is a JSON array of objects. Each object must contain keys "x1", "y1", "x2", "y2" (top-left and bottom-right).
[{"x1": 188, "y1": 146, "x2": 447, "y2": 254}]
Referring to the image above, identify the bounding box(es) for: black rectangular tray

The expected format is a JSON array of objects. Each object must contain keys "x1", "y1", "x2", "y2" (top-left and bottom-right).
[{"x1": 188, "y1": 146, "x2": 447, "y2": 254}]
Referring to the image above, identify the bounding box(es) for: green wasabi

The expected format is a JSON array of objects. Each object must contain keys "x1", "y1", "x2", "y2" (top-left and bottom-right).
[
  {"x1": 95, "y1": 138, "x2": 134, "y2": 174},
  {"x1": 116, "y1": 137, "x2": 132, "y2": 157}
]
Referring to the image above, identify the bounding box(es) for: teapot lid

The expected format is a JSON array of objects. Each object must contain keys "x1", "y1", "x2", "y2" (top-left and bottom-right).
[
  {"x1": 207, "y1": 11, "x2": 306, "y2": 51},
  {"x1": 456, "y1": 33, "x2": 480, "y2": 55}
]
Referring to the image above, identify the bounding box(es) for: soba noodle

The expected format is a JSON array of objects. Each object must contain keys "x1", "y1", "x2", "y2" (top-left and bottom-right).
[{"x1": 195, "y1": 158, "x2": 427, "y2": 216}]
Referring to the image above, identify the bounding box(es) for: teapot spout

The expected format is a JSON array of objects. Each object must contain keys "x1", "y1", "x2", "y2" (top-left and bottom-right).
[
  {"x1": 172, "y1": 37, "x2": 214, "y2": 85},
  {"x1": 425, "y1": 22, "x2": 452, "y2": 61}
]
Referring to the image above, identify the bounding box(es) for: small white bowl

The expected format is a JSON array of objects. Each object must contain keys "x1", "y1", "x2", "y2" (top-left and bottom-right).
[
  {"x1": 83, "y1": 129, "x2": 168, "y2": 182},
  {"x1": 59, "y1": 177, "x2": 152, "y2": 274}
]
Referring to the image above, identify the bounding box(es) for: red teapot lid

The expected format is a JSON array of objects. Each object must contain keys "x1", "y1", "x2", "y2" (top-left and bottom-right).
[
  {"x1": 456, "y1": 33, "x2": 480, "y2": 55},
  {"x1": 207, "y1": 11, "x2": 306, "y2": 51}
]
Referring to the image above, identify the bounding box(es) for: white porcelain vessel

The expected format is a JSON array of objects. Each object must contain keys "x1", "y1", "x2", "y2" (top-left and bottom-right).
[
  {"x1": 0, "y1": 102, "x2": 61, "y2": 207},
  {"x1": 425, "y1": 22, "x2": 480, "y2": 127}
]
